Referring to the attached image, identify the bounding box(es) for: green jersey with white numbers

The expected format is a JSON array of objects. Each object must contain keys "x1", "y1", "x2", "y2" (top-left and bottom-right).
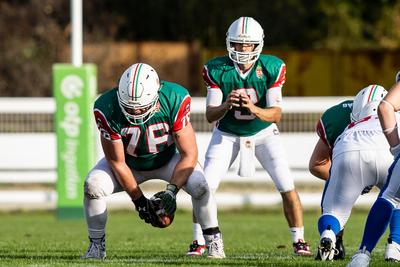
[
  {"x1": 93, "y1": 81, "x2": 191, "y2": 171},
  {"x1": 202, "y1": 54, "x2": 286, "y2": 136},
  {"x1": 316, "y1": 100, "x2": 353, "y2": 148}
]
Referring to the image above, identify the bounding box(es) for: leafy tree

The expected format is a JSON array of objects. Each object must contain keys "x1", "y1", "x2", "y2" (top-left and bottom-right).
[{"x1": 0, "y1": 0, "x2": 399, "y2": 96}]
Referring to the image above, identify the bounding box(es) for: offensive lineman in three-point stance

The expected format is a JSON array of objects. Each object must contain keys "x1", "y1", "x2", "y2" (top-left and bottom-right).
[{"x1": 82, "y1": 63, "x2": 225, "y2": 259}]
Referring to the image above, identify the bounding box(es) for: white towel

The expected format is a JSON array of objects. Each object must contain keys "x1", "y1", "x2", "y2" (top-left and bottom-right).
[{"x1": 238, "y1": 137, "x2": 255, "y2": 177}]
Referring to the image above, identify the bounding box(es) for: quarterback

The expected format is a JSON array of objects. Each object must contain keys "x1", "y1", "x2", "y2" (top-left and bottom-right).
[
  {"x1": 82, "y1": 63, "x2": 225, "y2": 259},
  {"x1": 187, "y1": 16, "x2": 312, "y2": 256}
]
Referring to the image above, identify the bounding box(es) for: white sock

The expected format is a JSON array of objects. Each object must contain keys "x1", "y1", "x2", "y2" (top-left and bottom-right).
[
  {"x1": 84, "y1": 195, "x2": 107, "y2": 241},
  {"x1": 193, "y1": 223, "x2": 205, "y2": 245},
  {"x1": 290, "y1": 227, "x2": 304, "y2": 243}
]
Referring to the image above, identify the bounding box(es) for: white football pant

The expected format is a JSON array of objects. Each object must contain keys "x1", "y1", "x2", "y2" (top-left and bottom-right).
[
  {"x1": 84, "y1": 153, "x2": 219, "y2": 238},
  {"x1": 322, "y1": 149, "x2": 393, "y2": 229},
  {"x1": 204, "y1": 124, "x2": 295, "y2": 194}
]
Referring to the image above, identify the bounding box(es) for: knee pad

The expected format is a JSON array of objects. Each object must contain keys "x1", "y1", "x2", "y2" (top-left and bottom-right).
[
  {"x1": 185, "y1": 170, "x2": 209, "y2": 199},
  {"x1": 192, "y1": 180, "x2": 209, "y2": 200},
  {"x1": 84, "y1": 176, "x2": 107, "y2": 199}
]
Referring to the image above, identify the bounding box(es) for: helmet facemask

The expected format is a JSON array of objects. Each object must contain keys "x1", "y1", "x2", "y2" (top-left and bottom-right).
[
  {"x1": 226, "y1": 17, "x2": 264, "y2": 65},
  {"x1": 226, "y1": 41, "x2": 263, "y2": 64},
  {"x1": 117, "y1": 63, "x2": 161, "y2": 125},
  {"x1": 117, "y1": 91, "x2": 159, "y2": 125}
]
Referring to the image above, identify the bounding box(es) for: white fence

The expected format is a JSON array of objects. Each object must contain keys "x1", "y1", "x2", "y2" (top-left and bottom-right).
[
  {"x1": 0, "y1": 96, "x2": 350, "y2": 184},
  {"x1": 0, "y1": 132, "x2": 317, "y2": 183},
  {"x1": 0, "y1": 97, "x2": 378, "y2": 209}
]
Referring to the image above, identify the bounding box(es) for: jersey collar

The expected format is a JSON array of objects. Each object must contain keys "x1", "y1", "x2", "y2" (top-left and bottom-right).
[{"x1": 233, "y1": 62, "x2": 255, "y2": 79}]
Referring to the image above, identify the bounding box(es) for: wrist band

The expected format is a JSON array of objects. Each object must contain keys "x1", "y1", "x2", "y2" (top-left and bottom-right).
[
  {"x1": 166, "y1": 184, "x2": 179, "y2": 195},
  {"x1": 383, "y1": 125, "x2": 398, "y2": 133}
]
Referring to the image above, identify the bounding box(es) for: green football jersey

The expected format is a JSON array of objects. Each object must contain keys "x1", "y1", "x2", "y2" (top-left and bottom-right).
[
  {"x1": 203, "y1": 54, "x2": 286, "y2": 136},
  {"x1": 316, "y1": 100, "x2": 353, "y2": 148},
  {"x1": 93, "y1": 81, "x2": 191, "y2": 171}
]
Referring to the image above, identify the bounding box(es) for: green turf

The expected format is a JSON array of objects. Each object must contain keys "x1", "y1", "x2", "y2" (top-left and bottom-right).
[{"x1": 0, "y1": 208, "x2": 394, "y2": 266}]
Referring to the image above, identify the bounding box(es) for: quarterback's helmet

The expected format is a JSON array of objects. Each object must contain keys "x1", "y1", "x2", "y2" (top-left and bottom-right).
[
  {"x1": 117, "y1": 63, "x2": 160, "y2": 125},
  {"x1": 396, "y1": 71, "x2": 400, "y2": 83},
  {"x1": 226, "y1": 17, "x2": 264, "y2": 64},
  {"x1": 351, "y1": 84, "x2": 387, "y2": 122}
]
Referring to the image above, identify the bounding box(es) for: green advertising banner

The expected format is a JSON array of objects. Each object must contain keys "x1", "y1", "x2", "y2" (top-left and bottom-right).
[{"x1": 53, "y1": 64, "x2": 97, "y2": 219}]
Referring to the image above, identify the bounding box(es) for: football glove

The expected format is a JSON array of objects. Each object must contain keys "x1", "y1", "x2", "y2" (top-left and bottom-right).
[
  {"x1": 132, "y1": 195, "x2": 158, "y2": 225},
  {"x1": 153, "y1": 184, "x2": 179, "y2": 215},
  {"x1": 149, "y1": 196, "x2": 174, "y2": 228}
]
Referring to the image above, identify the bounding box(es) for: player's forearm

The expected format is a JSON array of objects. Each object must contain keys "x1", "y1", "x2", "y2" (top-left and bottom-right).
[
  {"x1": 378, "y1": 100, "x2": 399, "y2": 147},
  {"x1": 206, "y1": 103, "x2": 230, "y2": 123},
  {"x1": 109, "y1": 161, "x2": 143, "y2": 200},
  {"x1": 170, "y1": 154, "x2": 196, "y2": 188},
  {"x1": 252, "y1": 106, "x2": 282, "y2": 123},
  {"x1": 309, "y1": 163, "x2": 330, "y2": 181},
  {"x1": 309, "y1": 138, "x2": 332, "y2": 180}
]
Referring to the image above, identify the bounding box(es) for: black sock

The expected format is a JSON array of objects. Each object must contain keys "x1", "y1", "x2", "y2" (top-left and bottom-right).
[
  {"x1": 337, "y1": 229, "x2": 344, "y2": 239},
  {"x1": 203, "y1": 227, "x2": 220, "y2": 235}
]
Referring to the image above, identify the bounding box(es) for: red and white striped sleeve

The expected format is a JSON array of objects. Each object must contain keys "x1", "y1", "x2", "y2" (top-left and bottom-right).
[
  {"x1": 270, "y1": 64, "x2": 286, "y2": 89},
  {"x1": 202, "y1": 65, "x2": 223, "y2": 107},
  {"x1": 94, "y1": 109, "x2": 121, "y2": 141},
  {"x1": 316, "y1": 119, "x2": 329, "y2": 147},
  {"x1": 172, "y1": 95, "x2": 191, "y2": 132},
  {"x1": 202, "y1": 65, "x2": 219, "y2": 89}
]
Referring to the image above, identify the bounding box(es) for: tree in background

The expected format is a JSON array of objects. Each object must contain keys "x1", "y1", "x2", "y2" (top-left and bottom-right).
[
  {"x1": 0, "y1": 0, "x2": 399, "y2": 96},
  {"x1": 319, "y1": 0, "x2": 400, "y2": 49}
]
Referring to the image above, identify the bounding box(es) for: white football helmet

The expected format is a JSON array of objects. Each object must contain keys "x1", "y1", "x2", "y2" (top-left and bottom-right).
[
  {"x1": 358, "y1": 100, "x2": 380, "y2": 119},
  {"x1": 351, "y1": 84, "x2": 387, "y2": 122},
  {"x1": 117, "y1": 63, "x2": 160, "y2": 125},
  {"x1": 226, "y1": 17, "x2": 264, "y2": 64}
]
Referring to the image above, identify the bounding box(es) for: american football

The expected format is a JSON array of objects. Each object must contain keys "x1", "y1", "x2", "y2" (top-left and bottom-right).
[
  {"x1": 158, "y1": 213, "x2": 174, "y2": 228},
  {"x1": 150, "y1": 194, "x2": 175, "y2": 228}
]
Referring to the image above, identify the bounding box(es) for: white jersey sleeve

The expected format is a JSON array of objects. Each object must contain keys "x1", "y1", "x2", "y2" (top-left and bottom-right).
[
  {"x1": 266, "y1": 87, "x2": 282, "y2": 108},
  {"x1": 206, "y1": 88, "x2": 223, "y2": 107}
]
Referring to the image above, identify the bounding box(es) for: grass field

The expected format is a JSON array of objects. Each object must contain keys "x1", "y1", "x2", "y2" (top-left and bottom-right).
[{"x1": 0, "y1": 208, "x2": 395, "y2": 266}]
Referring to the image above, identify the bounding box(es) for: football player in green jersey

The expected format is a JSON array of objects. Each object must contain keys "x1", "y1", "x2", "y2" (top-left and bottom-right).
[
  {"x1": 187, "y1": 17, "x2": 312, "y2": 257},
  {"x1": 82, "y1": 63, "x2": 225, "y2": 259}
]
